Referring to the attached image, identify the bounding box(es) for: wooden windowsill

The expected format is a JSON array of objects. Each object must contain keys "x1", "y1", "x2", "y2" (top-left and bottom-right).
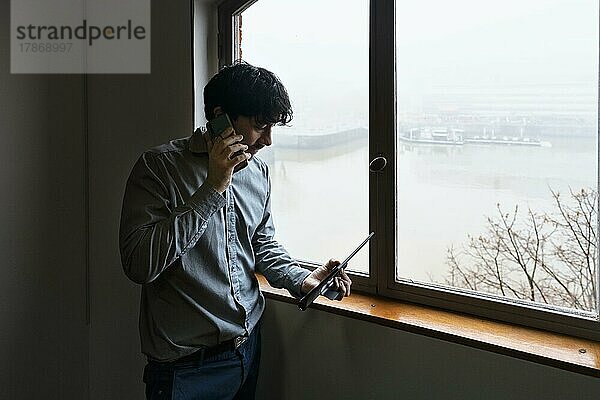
[{"x1": 256, "y1": 274, "x2": 600, "y2": 378}]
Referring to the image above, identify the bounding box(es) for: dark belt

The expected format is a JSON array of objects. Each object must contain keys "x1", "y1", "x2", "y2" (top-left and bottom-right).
[{"x1": 176, "y1": 335, "x2": 249, "y2": 363}]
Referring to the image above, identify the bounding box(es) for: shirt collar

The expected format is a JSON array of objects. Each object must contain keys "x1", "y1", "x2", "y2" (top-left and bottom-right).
[{"x1": 189, "y1": 126, "x2": 208, "y2": 154}]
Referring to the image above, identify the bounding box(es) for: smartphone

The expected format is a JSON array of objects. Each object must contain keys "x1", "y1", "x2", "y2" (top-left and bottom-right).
[{"x1": 206, "y1": 113, "x2": 248, "y2": 172}]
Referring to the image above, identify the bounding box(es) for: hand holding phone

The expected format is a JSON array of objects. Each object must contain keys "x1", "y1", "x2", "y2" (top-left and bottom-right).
[
  {"x1": 206, "y1": 113, "x2": 249, "y2": 173},
  {"x1": 204, "y1": 113, "x2": 250, "y2": 193}
]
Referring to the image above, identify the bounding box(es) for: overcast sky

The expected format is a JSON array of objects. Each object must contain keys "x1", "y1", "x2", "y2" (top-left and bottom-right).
[{"x1": 242, "y1": 0, "x2": 598, "y2": 125}]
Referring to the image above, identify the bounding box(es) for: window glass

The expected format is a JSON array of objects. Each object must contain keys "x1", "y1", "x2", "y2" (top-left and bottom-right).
[
  {"x1": 396, "y1": 0, "x2": 599, "y2": 313},
  {"x1": 241, "y1": 0, "x2": 370, "y2": 273}
]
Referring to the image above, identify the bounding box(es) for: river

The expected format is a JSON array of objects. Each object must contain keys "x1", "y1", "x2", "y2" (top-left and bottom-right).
[{"x1": 260, "y1": 134, "x2": 597, "y2": 288}]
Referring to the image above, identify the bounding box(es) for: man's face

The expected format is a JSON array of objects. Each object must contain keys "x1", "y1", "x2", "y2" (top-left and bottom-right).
[{"x1": 231, "y1": 115, "x2": 273, "y2": 159}]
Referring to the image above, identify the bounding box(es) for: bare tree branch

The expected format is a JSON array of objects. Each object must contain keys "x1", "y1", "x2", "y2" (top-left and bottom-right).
[{"x1": 441, "y1": 187, "x2": 597, "y2": 312}]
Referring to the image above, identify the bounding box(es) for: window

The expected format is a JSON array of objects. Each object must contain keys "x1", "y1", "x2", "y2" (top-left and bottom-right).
[
  {"x1": 395, "y1": 0, "x2": 598, "y2": 314},
  {"x1": 237, "y1": 0, "x2": 370, "y2": 275},
  {"x1": 218, "y1": 0, "x2": 600, "y2": 340}
]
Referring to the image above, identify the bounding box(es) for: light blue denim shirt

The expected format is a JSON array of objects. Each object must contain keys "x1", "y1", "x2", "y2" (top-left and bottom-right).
[{"x1": 119, "y1": 128, "x2": 311, "y2": 362}]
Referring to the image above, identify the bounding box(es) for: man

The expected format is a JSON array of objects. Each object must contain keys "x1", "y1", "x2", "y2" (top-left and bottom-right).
[{"x1": 119, "y1": 61, "x2": 353, "y2": 399}]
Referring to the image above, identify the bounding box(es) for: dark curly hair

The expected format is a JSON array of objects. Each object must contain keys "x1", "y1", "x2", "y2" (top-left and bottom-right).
[{"x1": 203, "y1": 60, "x2": 293, "y2": 126}]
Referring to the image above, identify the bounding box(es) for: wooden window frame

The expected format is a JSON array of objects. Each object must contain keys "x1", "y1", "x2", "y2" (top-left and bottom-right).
[{"x1": 216, "y1": 0, "x2": 600, "y2": 341}]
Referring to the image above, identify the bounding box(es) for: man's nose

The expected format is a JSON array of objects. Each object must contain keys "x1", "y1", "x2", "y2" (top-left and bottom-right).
[{"x1": 260, "y1": 128, "x2": 272, "y2": 146}]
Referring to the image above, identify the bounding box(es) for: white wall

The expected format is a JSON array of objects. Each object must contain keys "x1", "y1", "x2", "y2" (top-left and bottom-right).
[
  {"x1": 0, "y1": 0, "x2": 88, "y2": 398},
  {"x1": 258, "y1": 300, "x2": 600, "y2": 400},
  {"x1": 194, "y1": 0, "x2": 219, "y2": 128}
]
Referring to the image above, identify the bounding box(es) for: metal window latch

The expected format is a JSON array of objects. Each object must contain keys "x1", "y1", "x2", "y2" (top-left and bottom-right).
[{"x1": 369, "y1": 156, "x2": 387, "y2": 172}]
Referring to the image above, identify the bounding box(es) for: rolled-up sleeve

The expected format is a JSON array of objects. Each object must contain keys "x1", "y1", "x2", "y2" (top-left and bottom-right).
[
  {"x1": 119, "y1": 152, "x2": 226, "y2": 284},
  {"x1": 252, "y1": 170, "x2": 310, "y2": 298}
]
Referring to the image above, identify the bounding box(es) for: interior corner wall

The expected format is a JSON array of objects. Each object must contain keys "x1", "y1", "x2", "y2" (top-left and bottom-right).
[
  {"x1": 1, "y1": 0, "x2": 88, "y2": 398},
  {"x1": 194, "y1": 0, "x2": 220, "y2": 129}
]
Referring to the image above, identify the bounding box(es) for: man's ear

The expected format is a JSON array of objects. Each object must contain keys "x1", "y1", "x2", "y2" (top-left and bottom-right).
[{"x1": 213, "y1": 106, "x2": 223, "y2": 117}]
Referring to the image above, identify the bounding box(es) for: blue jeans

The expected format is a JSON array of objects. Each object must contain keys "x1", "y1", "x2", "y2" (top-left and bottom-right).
[{"x1": 143, "y1": 323, "x2": 261, "y2": 400}]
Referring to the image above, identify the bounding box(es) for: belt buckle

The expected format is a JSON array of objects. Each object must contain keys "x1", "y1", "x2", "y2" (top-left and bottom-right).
[{"x1": 234, "y1": 336, "x2": 247, "y2": 349}]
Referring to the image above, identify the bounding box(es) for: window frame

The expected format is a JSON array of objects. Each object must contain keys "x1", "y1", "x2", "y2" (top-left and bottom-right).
[{"x1": 216, "y1": 0, "x2": 600, "y2": 341}]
